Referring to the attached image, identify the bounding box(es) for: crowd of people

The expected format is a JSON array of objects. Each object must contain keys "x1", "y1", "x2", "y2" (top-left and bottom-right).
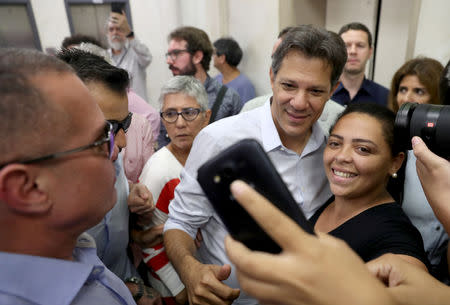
[{"x1": 0, "y1": 9, "x2": 449, "y2": 305}]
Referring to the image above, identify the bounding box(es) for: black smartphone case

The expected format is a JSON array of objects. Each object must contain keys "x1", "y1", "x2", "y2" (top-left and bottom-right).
[{"x1": 197, "y1": 138, "x2": 314, "y2": 253}]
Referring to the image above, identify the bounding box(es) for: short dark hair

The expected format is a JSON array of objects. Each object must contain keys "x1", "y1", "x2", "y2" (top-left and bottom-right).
[
  {"x1": 61, "y1": 34, "x2": 103, "y2": 49},
  {"x1": 388, "y1": 57, "x2": 444, "y2": 112},
  {"x1": 0, "y1": 48, "x2": 73, "y2": 163},
  {"x1": 168, "y1": 26, "x2": 213, "y2": 72},
  {"x1": 338, "y1": 22, "x2": 372, "y2": 47},
  {"x1": 440, "y1": 59, "x2": 450, "y2": 105},
  {"x1": 213, "y1": 37, "x2": 243, "y2": 67},
  {"x1": 271, "y1": 25, "x2": 347, "y2": 87},
  {"x1": 278, "y1": 26, "x2": 295, "y2": 39},
  {"x1": 57, "y1": 48, "x2": 129, "y2": 96}
]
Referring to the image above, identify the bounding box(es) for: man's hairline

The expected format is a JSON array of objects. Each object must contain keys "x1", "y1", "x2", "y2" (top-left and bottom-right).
[
  {"x1": 272, "y1": 49, "x2": 336, "y2": 89},
  {"x1": 340, "y1": 29, "x2": 372, "y2": 48}
]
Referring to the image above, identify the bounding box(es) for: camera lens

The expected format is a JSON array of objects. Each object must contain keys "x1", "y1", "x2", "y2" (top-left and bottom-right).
[{"x1": 395, "y1": 102, "x2": 450, "y2": 158}]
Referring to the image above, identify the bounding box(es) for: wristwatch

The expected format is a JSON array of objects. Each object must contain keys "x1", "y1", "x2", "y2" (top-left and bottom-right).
[{"x1": 125, "y1": 276, "x2": 144, "y2": 302}]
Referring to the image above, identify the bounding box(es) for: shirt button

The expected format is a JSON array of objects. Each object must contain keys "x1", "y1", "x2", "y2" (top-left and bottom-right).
[{"x1": 436, "y1": 226, "x2": 441, "y2": 231}]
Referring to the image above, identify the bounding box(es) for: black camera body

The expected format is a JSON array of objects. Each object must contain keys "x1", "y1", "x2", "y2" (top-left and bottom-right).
[{"x1": 395, "y1": 102, "x2": 450, "y2": 158}]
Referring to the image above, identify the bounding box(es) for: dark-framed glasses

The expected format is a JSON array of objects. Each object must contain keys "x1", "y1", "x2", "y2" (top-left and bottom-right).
[
  {"x1": 160, "y1": 108, "x2": 202, "y2": 123},
  {"x1": 165, "y1": 49, "x2": 190, "y2": 61},
  {"x1": 0, "y1": 122, "x2": 114, "y2": 169},
  {"x1": 108, "y1": 112, "x2": 133, "y2": 134}
]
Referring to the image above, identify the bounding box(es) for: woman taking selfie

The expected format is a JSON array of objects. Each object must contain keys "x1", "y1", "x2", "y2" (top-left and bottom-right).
[{"x1": 309, "y1": 103, "x2": 428, "y2": 268}]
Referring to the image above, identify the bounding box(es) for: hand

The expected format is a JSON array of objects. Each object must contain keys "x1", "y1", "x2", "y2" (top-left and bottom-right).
[
  {"x1": 367, "y1": 254, "x2": 450, "y2": 305},
  {"x1": 183, "y1": 260, "x2": 240, "y2": 305},
  {"x1": 126, "y1": 282, "x2": 163, "y2": 305},
  {"x1": 131, "y1": 224, "x2": 164, "y2": 248},
  {"x1": 109, "y1": 11, "x2": 132, "y2": 36},
  {"x1": 412, "y1": 136, "x2": 450, "y2": 233},
  {"x1": 225, "y1": 180, "x2": 394, "y2": 305},
  {"x1": 128, "y1": 183, "x2": 155, "y2": 225}
]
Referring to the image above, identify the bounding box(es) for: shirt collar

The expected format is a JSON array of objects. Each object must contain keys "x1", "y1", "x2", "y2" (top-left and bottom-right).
[
  {"x1": 260, "y1": 96, "x2": 282, "y2": 152},
  {"x1": 360, "y1": 77, "x2": 376, "y2": 96},
  {"x1": 334, "y1": 76, "x2": 375, "y2": 96},
  {"x1": 259, "y1": 97, "x2": 326, "y2": 156},
  {"x1": 0, "y1": 251, "x2": 98, "y2": 305}
]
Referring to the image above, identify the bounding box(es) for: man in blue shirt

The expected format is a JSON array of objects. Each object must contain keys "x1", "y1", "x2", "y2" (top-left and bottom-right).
[
  {"x1": 332, "y1": 22, "x2": 389, "y2": 107},
  {"x1": 0, "y1": 48, "x2": 136, "y2": 305},
  {"x1": 213, "y1": 37, "x2": 256, "y2": 104}
]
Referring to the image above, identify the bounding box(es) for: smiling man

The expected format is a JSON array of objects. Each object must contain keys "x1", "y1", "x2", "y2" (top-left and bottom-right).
[
  {"x1": 332, "y1": 22, "x2": 389, "y2": 107},
  {"x1": 163, "y1": 25, "x2": 347, "y2": 305}
]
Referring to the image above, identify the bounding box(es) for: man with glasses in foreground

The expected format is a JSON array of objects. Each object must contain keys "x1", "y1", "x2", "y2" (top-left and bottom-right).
[
  {"x1": 0, "y1": 48, "x2": 136, "y2": 304},
  {"x1": 57, "y1": 49, "x2": 161, "y2": 305},
  {"x1": 158, "y1": 26, "x2": 242, "y2": 148}
]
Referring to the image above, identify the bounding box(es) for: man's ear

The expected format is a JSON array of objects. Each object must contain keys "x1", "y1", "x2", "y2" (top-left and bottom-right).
[
  {"x1": 217, "y1": 54, "x2": 226, "y2": 65},
  {"x1": 192, "y1": 50, "x2": 204, "y2": 65},
  {"x1": 269, "y1": 67, "x2": 275, "y2": 91},
  {"x1": 0, "y1": 165, "x2": 51, "y2": 215}
]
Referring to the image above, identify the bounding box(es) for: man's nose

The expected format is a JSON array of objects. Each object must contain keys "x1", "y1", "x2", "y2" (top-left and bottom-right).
[
  {"x1": 348, "y1": 44, "x2": 356, "y2": 54},
  {"x1": 166, "y1": 54, "x2": 174, "y2": 65},
  {"x1": 291, "y1": 90, "x2": 308, "y2": 110}
]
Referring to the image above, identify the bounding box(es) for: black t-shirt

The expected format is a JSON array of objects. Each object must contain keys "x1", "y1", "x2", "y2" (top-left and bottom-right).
[{"x1": 309, "y1": 196, "x2": 429, "y2": 265}]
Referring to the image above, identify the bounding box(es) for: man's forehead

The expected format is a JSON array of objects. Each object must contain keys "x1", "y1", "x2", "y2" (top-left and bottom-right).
[
  {"x1": 276, "y1": 51, "x2": 332, "y2": 86},
  {"x1": 341, "y1": 30, "x2": 369, "y2": 43},
  {"x1": 108, "y1": 23, "x2": 121, "y2": 30},
  {"x1": 168, "y1": 39, "x2": 188, "y2": 48}
]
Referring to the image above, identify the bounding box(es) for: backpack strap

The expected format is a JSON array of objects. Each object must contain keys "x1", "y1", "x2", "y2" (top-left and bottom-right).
[{"x1": 210, "y1": 85, "x2": 228, "y2": 122}]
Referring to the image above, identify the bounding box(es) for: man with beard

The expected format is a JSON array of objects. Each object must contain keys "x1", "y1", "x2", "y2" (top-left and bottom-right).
[
  {"x1": 107, "y1": 11, "x2": 152, "y2": 101},
  {"x1": 158, "y1": 26, "x2": 242, "y2": 148},
  {"x1": 331, "y1": 22, "x2": 388, "y2": 106}
]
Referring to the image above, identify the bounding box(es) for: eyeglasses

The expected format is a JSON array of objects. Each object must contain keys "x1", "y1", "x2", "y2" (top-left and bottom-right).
[
  {"x1": 165, "y1": 49, "x2": 191, "y2": 61},
  {"x1": 0, "y1": 122, "x2": 115, "y2": 169},
  {"x1": 108, "y1": 112, "x2": 133, "y2": 134},
  {"x1": 160, "y1": 108, "x2": 202, "y2": 123}
]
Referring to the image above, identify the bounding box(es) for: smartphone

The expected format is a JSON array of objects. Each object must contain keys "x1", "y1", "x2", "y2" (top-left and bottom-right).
[
  {"x1": 111, "y1": 3, "x2": 125, "y2": 14},
  {"x1": 197, "y1": 138, "x2": 314, "y2": 254}
]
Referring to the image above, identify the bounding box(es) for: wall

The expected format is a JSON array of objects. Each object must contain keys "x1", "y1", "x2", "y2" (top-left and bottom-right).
[
  {"x1": 414, "y1": 0, "x2": 450, "y2": 64},
  {"x1": 375, "y1": 0, "x2": 421, "y2": 88},
  {"x1": 30, "y1": 0, "x2": 70, "y2": 52},
  {"x1": 227, "y1": 0, "x2": 280, "y2": 96},
  {"x1": 280, "y1": 0, "x2": 326, "y2": 30}
]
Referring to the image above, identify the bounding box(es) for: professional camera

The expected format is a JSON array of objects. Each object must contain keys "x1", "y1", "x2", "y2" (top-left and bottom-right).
[{"x1": 395, "y1": 102, "x2": 450, "y2": 158}]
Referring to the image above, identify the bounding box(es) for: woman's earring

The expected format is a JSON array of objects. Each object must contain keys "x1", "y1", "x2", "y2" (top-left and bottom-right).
[{"x1": 392, "y1": 172, "x2": 398, "y2": 178}]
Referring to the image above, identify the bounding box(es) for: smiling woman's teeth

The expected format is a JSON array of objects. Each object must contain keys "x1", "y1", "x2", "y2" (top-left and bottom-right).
[{"x1": 333, "y1": 169, "x2": 355, "y2": 178}]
